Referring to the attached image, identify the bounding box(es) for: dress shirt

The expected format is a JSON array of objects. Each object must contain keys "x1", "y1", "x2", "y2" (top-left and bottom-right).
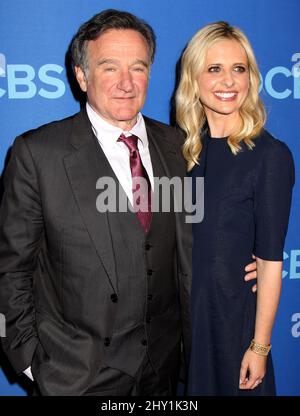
[{"x1": 86, "y1": 102, "x2": 154, "y2": 206}]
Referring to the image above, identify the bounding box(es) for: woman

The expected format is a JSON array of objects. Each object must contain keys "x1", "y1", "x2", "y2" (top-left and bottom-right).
[{"x1": 176, "y1": 22, "x2": 294, "y2": 395}]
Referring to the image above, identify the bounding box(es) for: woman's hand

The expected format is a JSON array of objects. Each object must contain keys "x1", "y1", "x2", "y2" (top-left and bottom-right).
[
  {"x1": 239, "y1": 348, "x2": 267, "y2": 390},
  {"x1": 244, "y1": 254, "x2": 258, "y2": 292}
]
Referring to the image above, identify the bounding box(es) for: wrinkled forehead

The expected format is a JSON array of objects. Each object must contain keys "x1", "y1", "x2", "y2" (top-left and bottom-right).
[{"x1": 85, "y1": 29, "x2": 151, "y2": 62}]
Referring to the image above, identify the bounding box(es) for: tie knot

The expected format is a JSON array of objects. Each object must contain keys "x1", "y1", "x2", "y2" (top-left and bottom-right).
[{"x1": 118, "y1": 133, "x2": 139, "y2": 154}]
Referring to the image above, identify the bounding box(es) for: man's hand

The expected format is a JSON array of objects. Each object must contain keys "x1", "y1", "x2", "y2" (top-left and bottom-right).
[{"x1": 244, "y1": 254, "x2": 257, "y2": 292}]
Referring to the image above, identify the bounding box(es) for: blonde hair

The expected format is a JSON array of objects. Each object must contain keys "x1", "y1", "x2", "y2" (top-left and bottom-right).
[{"x1": 175, "y1": 21, "x2": 266, "y2": 171}]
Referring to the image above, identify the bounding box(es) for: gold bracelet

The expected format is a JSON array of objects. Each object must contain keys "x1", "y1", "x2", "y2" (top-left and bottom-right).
[{"x1": 249, "y1": 339, "x2": 271, "y2": 356}]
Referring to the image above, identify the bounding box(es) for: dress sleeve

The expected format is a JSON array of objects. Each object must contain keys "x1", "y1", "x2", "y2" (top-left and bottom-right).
[{"x1": 253, "y1": 139, "x2": 295, "y2": 261}]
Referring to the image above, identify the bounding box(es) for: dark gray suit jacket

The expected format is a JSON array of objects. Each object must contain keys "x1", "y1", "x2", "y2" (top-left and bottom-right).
[{"x1": 0, "y1": 109, "x2": 192, "y2": 393}]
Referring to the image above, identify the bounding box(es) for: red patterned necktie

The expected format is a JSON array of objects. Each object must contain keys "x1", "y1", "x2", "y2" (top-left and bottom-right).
[{"x1": 118, "y1": 133, "x2": 152, "y2": 233}]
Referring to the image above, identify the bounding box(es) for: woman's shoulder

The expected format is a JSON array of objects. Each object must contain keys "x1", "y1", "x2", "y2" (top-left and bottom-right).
[
  {"x1": 253, "y1": 129, "x2": 295, "y2": 186},
  {"x1": 253, "y1": 129, "x2": 294, "y2": 163}
]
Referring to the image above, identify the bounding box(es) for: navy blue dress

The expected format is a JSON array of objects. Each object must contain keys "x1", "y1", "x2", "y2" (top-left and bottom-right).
[{"x1": 188, "y1": 129, "x2": 294, "y2": 396}]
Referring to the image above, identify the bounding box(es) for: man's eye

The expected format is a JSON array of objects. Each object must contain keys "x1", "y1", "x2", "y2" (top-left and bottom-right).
[
  {"x1": 104, "y1": 67, "x2": 116, "y2": 72},
  {"x1": 132, "y1": 67, "x2": 145, "y2": 72},
  {"x1": 208, "y1": 66, "x2": 220, "y2": 72}
]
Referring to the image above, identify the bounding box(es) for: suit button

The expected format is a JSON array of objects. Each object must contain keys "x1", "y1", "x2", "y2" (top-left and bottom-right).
[
  {"x1": 110, "y1": 293, "x2": 118, "y2": 303},
  {"x1": 145, "y1": 243, "x2": 152, "y2": 251},
  {"x1": 104, "y1": 337, "x2": 110, "y2": 346},
  {"x1": 141, "y1": 339, "x2": 147, "y2": 346},
  {"x1": 147, "y1": 269, "x2": 153, "y2": 276},
  {"x1": 147, "y1": 294, "x2": 153, "y2": 301}
]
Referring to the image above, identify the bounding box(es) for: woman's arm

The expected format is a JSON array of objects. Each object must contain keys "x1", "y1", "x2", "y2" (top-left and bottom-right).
[{"x1": 239, "y1": 258, "x2": 282, "y2": 390}]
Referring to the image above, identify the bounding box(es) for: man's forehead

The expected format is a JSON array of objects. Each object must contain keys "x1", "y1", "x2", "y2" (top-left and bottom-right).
[
  {"x1": 90, "y1": 29, "x2": 148, "y2": 48},
  {"x1": 86, "y1": 29, "x2": 151, "y2": 62}
]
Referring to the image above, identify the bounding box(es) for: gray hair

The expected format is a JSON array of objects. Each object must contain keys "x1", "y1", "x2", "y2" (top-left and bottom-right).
[{"x1": 70, "y1": 9, "x2": 156, "y2": 75}]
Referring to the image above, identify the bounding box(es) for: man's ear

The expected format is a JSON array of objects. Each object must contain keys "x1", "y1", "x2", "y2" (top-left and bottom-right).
[{"x1": 74, "y1": 66, "x2": 87, "y2": 92}]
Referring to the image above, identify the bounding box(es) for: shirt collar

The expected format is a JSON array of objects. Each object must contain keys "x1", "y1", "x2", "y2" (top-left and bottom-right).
[{"x1": 86, "y1": 102, "x2": 148, "y2": 148}]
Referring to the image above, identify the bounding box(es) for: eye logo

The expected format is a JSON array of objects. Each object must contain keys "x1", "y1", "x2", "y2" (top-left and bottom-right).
[
  {"x1": 0, "y1": 53, "x2": 5, "y2": 77},
  {"x1": 259, "y1": 53, "x2": 300, "y2": 100},
  {"x1": 282, "y1": 251, "x2": 289, "y2": 278},
  {"x1": 0, "y1": 54, "x2": 6, "y2": 97}
]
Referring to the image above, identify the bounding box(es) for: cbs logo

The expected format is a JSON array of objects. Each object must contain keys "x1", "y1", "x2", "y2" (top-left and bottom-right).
[
  {"x1": 0, "y1": 53, "x2": 65, "y2": 99},
  {"x1": 282, "y1": 250, "x2": 300, "y2": 279}
]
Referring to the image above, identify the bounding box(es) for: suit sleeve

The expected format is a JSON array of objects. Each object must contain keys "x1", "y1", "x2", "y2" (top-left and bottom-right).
[{"x1": 0, "y1": 136, "x2": 43, "y2": 373}]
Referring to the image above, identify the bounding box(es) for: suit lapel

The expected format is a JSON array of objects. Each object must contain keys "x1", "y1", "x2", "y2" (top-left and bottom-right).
[
  {"x1": 144, "y1": 117, "x2": 186, "y2": 180},
  {"x1": 63, "y1": 110, "x2": 118, "y2": 292}
]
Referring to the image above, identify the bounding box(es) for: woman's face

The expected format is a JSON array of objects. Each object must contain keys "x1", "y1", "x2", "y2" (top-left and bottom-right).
[{"x1": 197, "y1": 39, "x2": 250, "y2": 121}]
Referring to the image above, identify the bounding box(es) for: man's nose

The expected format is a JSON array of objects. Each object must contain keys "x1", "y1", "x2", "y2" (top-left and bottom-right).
[{"x1": 117, "y1": 70, "x2": 134, "y2": 92}]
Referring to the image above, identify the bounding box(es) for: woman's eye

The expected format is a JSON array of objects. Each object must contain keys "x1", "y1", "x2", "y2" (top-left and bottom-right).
[
  {"x1": 234, "y1": 66, "x2": 246, "y2": 73},
  {"x1": 208, "y1": 66, "x2": 220, "y2": 72}
]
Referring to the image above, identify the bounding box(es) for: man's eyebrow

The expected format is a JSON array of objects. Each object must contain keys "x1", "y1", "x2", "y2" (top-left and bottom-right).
[
  {"x1": 133, "y1": 59, "x2": 149, "y2": 67},
  {"x1": 97, "y1": 59, "x2": 119, "y2": 66},
  {"x1": 96, "y1": 59, "x2": 150, "y2": 67}
]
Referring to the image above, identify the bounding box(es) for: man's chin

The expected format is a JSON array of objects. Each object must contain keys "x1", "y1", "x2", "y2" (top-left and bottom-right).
[{"x1": 114, "y1": 113, "x2": 140, "y2": 126}]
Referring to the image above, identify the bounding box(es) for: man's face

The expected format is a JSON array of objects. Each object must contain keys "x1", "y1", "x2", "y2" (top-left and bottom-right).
[{"x1": 75, "y1": 29, "x2": 151, "y2": 131}]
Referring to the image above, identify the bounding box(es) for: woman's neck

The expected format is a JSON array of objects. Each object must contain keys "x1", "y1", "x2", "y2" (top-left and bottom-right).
[{"x1": 206, "y1": 112, "x2": 241, "y2": 138}]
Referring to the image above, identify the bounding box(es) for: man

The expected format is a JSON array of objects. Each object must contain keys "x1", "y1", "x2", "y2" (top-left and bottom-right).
[{"x1": 0, "y1": 9, "x2": 256, "y2": 396}]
